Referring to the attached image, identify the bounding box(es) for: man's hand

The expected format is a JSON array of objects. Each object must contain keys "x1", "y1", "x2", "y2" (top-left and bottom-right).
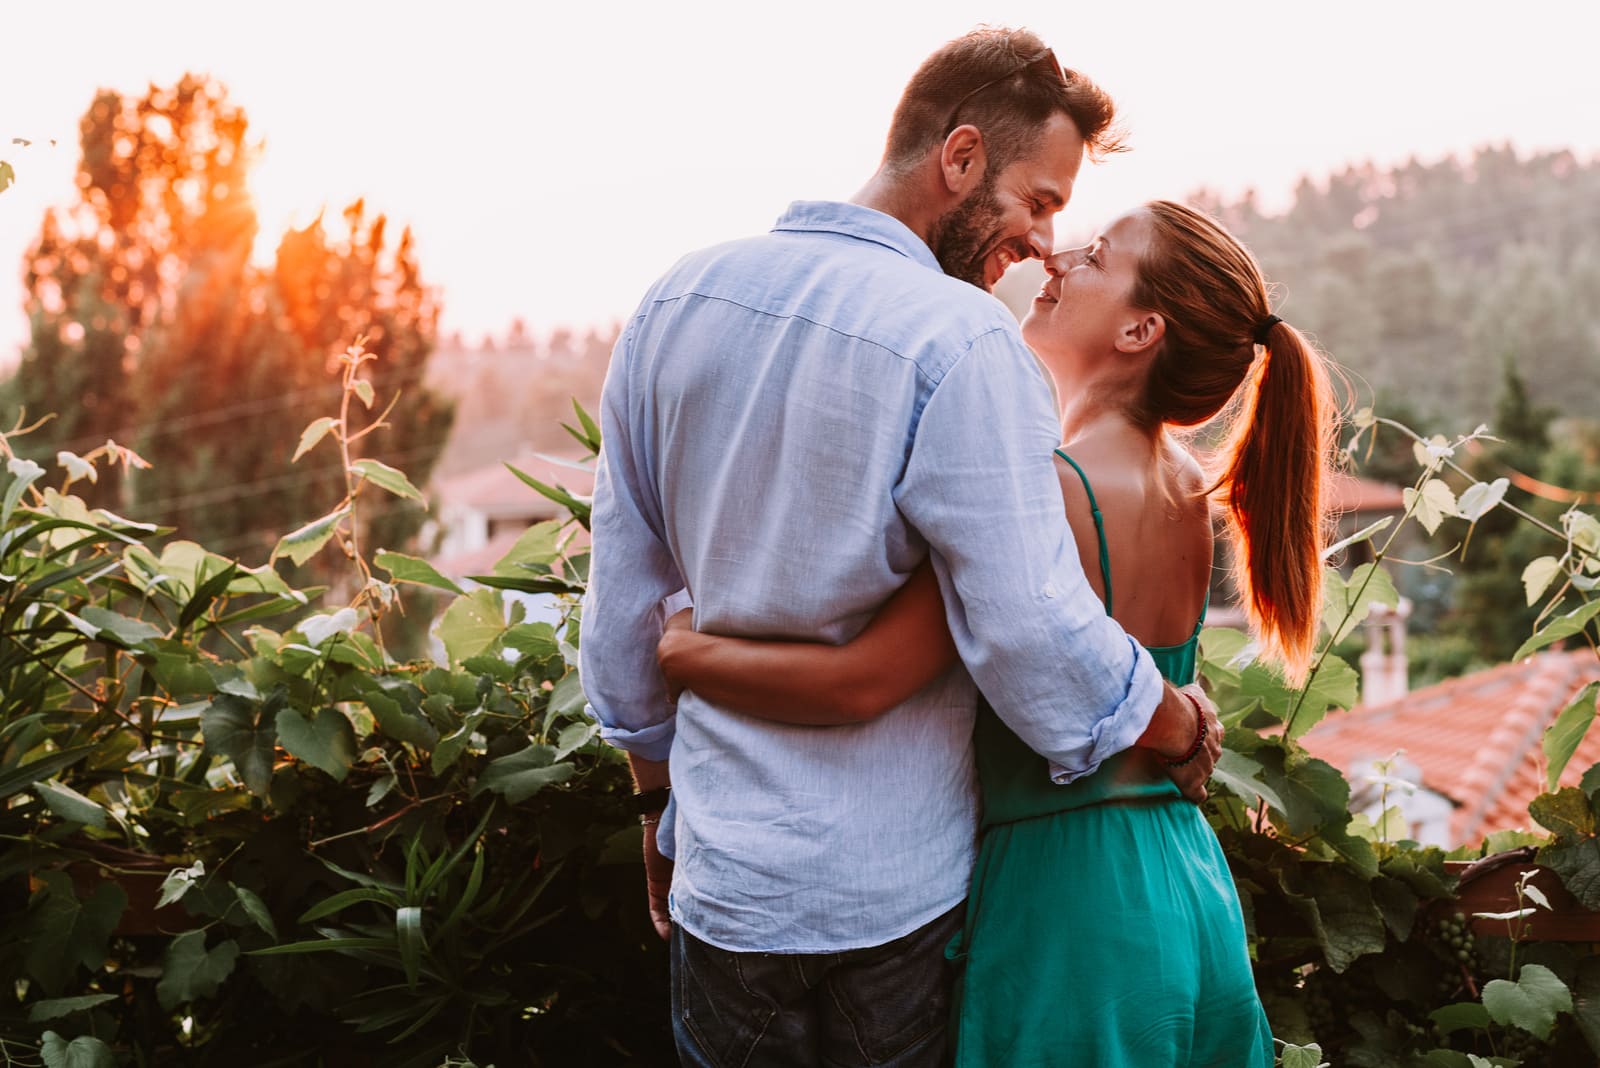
[
  {"x1": 1138, "y1": 682, "x2": 1222, "y2": 803},
  {"x1": 642, "y1": 815, "x2": 673, "y2": 941},
  {"x1": 656, "y1": 608, "x2": 694, "y2": 702},
  {"x1": 1165, "y1": 684, "x2": 1221, "y2": 803}
]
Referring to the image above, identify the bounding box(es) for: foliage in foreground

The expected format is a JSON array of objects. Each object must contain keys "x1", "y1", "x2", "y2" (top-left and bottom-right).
[{"x1": 0, "y1": 363, "x2": 665, "y2": 1066}]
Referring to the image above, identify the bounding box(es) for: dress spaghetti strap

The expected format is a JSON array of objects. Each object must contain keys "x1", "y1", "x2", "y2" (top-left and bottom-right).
[{"x1": 1052, "y1": 448, "x2": 1113, "y2": 615}]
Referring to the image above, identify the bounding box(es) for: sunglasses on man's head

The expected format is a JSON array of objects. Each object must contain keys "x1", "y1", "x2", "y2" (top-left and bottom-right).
[{"x1": 943, "y1": 48, "x2": 1069, "y2": 135}]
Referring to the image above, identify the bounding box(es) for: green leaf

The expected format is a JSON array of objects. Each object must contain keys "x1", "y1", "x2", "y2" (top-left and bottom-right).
[
  {"x1": 272, "y1": 505, "x2": 351, "y2": 566},
  {"x1": 297, "y1": 887, "x2": 402, "y2": 924},
  {"x1": 1457, "y1": 478, "x2": 1509, "y2": 522},
  {"x1": 1481, "y1": 963, "x2": 1572, "y2": 1039},
  {"x1": 435, "y1": 588, "x2": 505, "y2": 663},
  {"x1": 1306, "y1": 864, "x2": 1388, "y2": 971},
  {"x1": 554, "y1": 721, "x2": 600, "y2": 760},
  {"x1": 156, "y1": 931, "x2": 240, "y2": 1009},
  {"x1": 1321, "y1": 563, "x2": 1400, "y2": 643},
  {"x1": 275, "y1": 706, "x2": 356, "y2": 782},
  {"x1": 1210, "y1": 748, "x2": 1288, "y2": 812},
  {"x1": 431, "y1": 710, "x2": 487, "y2": 774},
  {"x1": 397, "y1": 905, "x2": 425, "y2": 989},
  {"x1": 202, "y1": 693, "x2": 279, "y2": 797},
  {"x1": 1278, "y1": 1043, "x2": 1328, "y2": 1068},
  {"x1": 502, "y1": 622, "x2": 560, "y2": 662},
  {"x1": 1571, "y1": 957, "x2": 1600, "y2": 1057},
  {"x1": 25, "y1": 873, "x2": 126, "y2": 995},
  {"x1": 352, "y1": 378, "x2": 375, "y2": 409},
  {"x1": 232, "y1": 884, "x2": 277, "y2": 939},
  {"x1": 1430, "y1": 1001, "x2": 1491, "y2": 1035},
  {"x1": 1522, "y1": 556, "x2": 1563, "y2": 607},
  {"x1": 1529, "y1": 786, "x2": 1596, "y2": 841},
  {"x1": 293, "y1": 416, "x2": 338, "y2": 461},
  {"x1": 177, "y1": 561, "x2": 239, "y2": 632},
  {"x1": 472, "y1": 744, "x2": 576, "y2": 804},
  {"x1": 34, "y1": 780, "x2": 108, "y2": 829},
  {"x1": 505, "y1": 464, "x2": 590, "y2": 526},
  {"x1": 39, "y1": 1032, "x2": 115, "y2": 1068},
  {"x1": 1544, "y1": 683, "x2": 1600, "y2": 793},
  {"x1": 350, "y1": 458, "x2": 424, "y2": 503},
  {"x1": 365, "y1": 692, "x2": 439, "y2": 751},
  {"x1": 1403, "y1": 478, "x2": 1458, "y2": 535},
  {"x1": 76, "y1": 605, "x2": 163, "y2": 647},
  {"x1": 157, "y1": 862, "x2": 206, "y2": 909},
  {"x1": 374, "y1": 550, "x2": 463, "y2": 595},
  {"x1": 26, "y1": 993, "x2": 118, "y2": 1022},
  {"x1": 489, "y1": 520, "x2": 564, "y2": 576},
  {"x1": 1539, "y1": 837, "x2": 1600, "y2": 910},
  {"x1": 1245, "y1": 655, "x2": 1360, "y2": 739},
  {"x1": 1514, "y1": 601, "x2": 1600, "y2": 661},
  {"x1": 3, "y1": 455, "x2": 45, "y2": 526},
  {"x1": 1321, "y1": 516, "x2": 1393, "y2": 562}
]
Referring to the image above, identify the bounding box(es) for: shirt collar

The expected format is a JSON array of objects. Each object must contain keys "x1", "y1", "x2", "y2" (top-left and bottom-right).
[{"x1": 772, "y1": 201, "x2": 942, "y2": 274}]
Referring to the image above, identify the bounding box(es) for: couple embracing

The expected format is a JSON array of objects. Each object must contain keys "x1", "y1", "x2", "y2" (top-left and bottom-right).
[{"x1": 581, "y1": 25, "x2": 1335, "y2": 1068}]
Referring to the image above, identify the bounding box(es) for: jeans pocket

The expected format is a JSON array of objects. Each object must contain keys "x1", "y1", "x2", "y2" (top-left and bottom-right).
[
  {"x1": 674, "y1": 929, "x2": 778, "y2": 1068},
  {"x1": 822, "y1": 907, "x2": 959, "y2": 1065}
]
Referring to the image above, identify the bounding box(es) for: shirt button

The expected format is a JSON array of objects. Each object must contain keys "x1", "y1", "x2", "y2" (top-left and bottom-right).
[{"x1": 1042, "y1": 582, "x2": 1057, "y2": 598}]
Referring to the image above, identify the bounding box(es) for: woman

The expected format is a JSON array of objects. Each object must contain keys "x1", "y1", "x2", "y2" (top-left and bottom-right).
[{"x1": 657, "y1": 200, "x2": 1336, "y2": 1065}]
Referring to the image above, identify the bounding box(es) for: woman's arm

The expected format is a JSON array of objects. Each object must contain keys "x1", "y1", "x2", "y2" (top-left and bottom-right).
[{"x1": 655, "y1": 561, "x2": 959, "y2": 725}]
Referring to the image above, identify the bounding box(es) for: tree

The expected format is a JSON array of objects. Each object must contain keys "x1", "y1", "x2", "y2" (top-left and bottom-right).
[{"x1": 5, "y1": 75, "x2": 452, "y2": 566}]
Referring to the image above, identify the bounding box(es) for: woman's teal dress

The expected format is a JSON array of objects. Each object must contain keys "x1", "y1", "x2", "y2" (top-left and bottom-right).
[{"x1": 948, "y1": 451, "x2": 1273, "y2": 1067}]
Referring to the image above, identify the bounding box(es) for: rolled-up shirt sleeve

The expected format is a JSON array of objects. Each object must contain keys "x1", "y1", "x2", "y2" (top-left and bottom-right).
[
  {"x1": 893, "y1": 328, "x2": 1165, "y2": 781},
  {"x1": 579, "y1": 323, "x2": 684, "y2": 761}
]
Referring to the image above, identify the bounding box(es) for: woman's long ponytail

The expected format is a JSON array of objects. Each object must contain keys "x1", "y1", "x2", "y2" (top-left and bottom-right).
[{"x1": 1211, "y1": 320, "x2": 1336, "y2": 682}]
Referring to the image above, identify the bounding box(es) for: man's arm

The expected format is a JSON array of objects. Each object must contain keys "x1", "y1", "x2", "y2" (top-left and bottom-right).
[
  {"x1": 578, "y1": 322, "x2": 685, "y2": 939},
  {"x1": 893, "y1": 328, "x2": 1168, "y2": 782}
]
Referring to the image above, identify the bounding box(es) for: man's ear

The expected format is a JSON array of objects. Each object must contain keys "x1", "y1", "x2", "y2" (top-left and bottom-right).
[
  {"x1": 939, "y1": 125, "x2": 988, "y2": 196},
  {"x1": 1116, "y1": 311, "x2": 1166, "y2": 356}
]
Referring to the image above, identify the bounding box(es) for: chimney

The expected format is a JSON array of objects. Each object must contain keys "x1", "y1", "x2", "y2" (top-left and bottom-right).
[{"x1": 1359, "y1": 597, "x2": 1412, "y2": 706}]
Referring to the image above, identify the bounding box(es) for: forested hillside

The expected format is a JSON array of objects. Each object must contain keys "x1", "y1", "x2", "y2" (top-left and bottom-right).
[{"x1": 1196, "y1": 145, "x2": 1600, "y2": 422}]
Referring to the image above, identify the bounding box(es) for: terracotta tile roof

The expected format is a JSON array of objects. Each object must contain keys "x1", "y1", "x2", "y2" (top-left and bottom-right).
[
  {"x1": 1298, "y1": 649, "x2": 1600, "y2": 846},
  {"x1": 1327, "y1": 472, "x2": 1407, "y2": 514}
]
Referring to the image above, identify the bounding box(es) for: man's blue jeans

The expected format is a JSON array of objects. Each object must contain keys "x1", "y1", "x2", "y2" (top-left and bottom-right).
[{"x1": 670, "y1": 905, "x2": 961, "y2": 1067}]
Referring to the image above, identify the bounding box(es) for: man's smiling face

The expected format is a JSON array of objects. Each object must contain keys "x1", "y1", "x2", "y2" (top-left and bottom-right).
[{"x1": 927, "y1": 111, "x2": 1086, "y2": 291}]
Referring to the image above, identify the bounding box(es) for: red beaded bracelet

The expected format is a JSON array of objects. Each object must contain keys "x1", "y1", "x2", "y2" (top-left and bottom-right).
[{"x1": 1166, "y1": 693, "x2": 1209, "y2": 767}]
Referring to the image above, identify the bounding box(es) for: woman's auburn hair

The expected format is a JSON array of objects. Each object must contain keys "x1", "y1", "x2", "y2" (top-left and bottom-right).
[{"x1": 1130, "y1": 200, "x2": 1340, "y2": 682}]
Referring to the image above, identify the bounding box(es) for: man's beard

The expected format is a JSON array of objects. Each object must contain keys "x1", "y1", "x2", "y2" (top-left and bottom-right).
[{"x1": 928, "y1": 174, "x2": 1007, "y2": 290}]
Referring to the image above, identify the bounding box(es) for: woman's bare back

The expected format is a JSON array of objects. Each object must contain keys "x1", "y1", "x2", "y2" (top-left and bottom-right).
[{"x1": 1054, "y1": 431, "x2": 1213, "y2": 649}]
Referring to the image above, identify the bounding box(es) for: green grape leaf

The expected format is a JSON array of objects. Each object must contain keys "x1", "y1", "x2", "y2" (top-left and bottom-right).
[
  {"x1": 25, "y1": 872, "x2": 126, "y2": 995},
  {"x1": 1429, "y1": 1001, "x2": 1491, "y2": 1035},
  {"x1": 39, "y1": 1032, "x2": 115, "y2": 1068},
  {"x1": 156, "y1": 931, "x2": 240, "y2": 1009},
  {"x1": 1481, "y1": 963, "x2": 1571, "y2": 1039},
  {"x1": 275, "y1": 707, "x2": 355, "y2": 782},
  {"x1": 202, "y1": 693, "x2": 279, "y2": 797},
  {"x1": 435, "y1": 588, "x2": 505, "y2": 663},
  {"x1": 27, "y1": 994, "x2": 117, "y2": 1023},
  {"x1": 1403, "y1": 478, "x2": 1458, "y2": 535}
]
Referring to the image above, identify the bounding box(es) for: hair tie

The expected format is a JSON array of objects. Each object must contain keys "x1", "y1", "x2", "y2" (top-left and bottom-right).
[{"x1": 1253, "y1": 314, "x2": 1283, "y2": 346}]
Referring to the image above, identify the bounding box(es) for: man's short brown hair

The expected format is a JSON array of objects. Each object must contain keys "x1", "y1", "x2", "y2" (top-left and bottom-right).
[{"x1": 883, "y1": 27, "x2": 1124, "y2": 176}]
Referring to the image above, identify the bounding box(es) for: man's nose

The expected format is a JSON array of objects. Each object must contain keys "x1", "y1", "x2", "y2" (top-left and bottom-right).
[
  {"x1": 1041, "y1": 251, "x2": 1071, "y2": 277},
  {"x1": 1026, "y1": 219, "x2": 1053, "y2": 261}
]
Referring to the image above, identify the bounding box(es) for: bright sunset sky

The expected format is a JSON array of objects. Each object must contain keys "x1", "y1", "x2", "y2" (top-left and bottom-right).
[{"x1": 4, "y1": 0, "x2": 1599, "y2": 367}]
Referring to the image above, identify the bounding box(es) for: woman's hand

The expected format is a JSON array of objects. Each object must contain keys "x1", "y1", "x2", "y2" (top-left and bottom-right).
[{"x1": 657, "y1": 608, "x2": 695, "y2": 701}]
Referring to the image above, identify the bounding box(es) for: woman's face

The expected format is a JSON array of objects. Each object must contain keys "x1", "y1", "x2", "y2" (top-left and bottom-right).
[{"x1": 1021, "y1": 208, "x2": 1156, "y2": 375}]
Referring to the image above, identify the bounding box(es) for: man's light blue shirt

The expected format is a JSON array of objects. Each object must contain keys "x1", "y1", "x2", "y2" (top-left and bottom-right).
[{"x1": 580, "y1": 201, "x2": 1163, "y2": 954}]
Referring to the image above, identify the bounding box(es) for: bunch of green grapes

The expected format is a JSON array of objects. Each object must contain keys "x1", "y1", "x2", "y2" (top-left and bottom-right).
[{"x1": 1434, "y1": 911, "x2": 1478, "y2": 992}]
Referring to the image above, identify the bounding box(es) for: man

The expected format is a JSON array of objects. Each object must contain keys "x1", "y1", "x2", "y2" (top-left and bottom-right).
[{"x1": 580, "y1": 26, "x2": 1220, "y2": 1067}]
